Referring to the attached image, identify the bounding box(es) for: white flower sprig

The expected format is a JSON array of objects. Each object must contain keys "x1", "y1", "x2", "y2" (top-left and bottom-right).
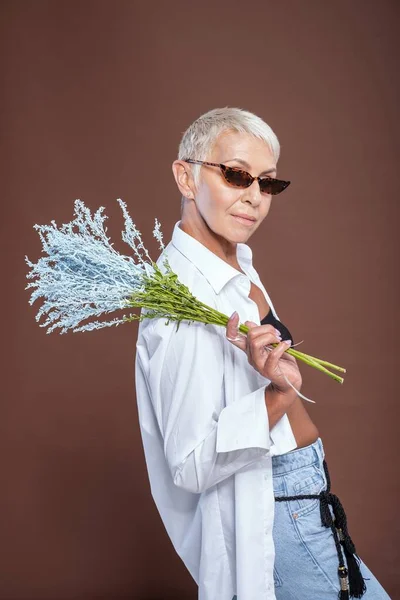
[
  {"x1": 25, "y1": 199, "x2": 346, "y2": 385},
  {"x1": 25, "y1": 199, "x2": 161, "y2": 333}
]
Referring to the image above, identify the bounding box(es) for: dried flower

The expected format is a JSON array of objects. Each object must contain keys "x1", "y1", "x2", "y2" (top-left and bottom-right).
[{"x1": 25, "y1": 199, "x2": 346, "y2": 389}]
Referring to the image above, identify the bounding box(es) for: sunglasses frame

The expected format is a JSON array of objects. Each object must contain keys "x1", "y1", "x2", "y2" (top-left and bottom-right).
[{"x1": 183, "y1": 159, "x2": 290, "y2": 195}]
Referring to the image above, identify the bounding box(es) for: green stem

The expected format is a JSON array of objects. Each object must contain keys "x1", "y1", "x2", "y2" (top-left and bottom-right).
[
  {"x1": 238, "y1": 323, "x2": 344, "y2": 384},
  {"x1": 125, "y1": 265, "x2": 345, "y2": 384}
]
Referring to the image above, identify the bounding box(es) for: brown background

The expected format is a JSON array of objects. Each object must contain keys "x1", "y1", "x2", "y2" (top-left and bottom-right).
[{"x1": 1, "y1": 1, "x2": 399, "y2": 599}]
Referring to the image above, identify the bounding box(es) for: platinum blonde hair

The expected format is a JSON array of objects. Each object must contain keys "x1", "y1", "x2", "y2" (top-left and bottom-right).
[{"x1": 177, "y1": 107, "x2": 281, "y2": 211}]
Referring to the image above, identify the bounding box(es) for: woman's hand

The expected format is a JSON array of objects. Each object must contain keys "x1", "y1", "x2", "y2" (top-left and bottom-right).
[{"x1": 226, "y1": 311, "x2": 302, "y2": 396}]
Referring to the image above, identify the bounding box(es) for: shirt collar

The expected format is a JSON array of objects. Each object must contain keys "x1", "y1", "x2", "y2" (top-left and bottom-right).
[{"x1": 171, "y1": 220, "x2": 254, "y2": 294}]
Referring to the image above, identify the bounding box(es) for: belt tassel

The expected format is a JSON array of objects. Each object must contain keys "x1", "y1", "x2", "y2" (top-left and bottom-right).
[{"x1": 275, "y1": 459, "x2": 367, "y2": 599}]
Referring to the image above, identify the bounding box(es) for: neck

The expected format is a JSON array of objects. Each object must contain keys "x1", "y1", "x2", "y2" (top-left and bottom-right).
[{"x1": 180, "y1": 203, "x2": 240, "y2": 269}]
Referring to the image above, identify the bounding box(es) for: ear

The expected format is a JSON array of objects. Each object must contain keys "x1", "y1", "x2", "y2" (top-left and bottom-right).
[{"x1": 172, "y1": 160, "x2": 197, "y2": 199}]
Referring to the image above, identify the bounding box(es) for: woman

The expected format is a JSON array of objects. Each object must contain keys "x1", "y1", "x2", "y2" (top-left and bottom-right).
[{"x1": 134, "y1": 107, "x2": 390, "y2": 600}]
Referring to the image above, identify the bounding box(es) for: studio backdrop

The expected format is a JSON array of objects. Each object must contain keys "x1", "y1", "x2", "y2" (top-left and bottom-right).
[{"x1": 1, "y1": 1, "x2": 399, "y2": 599}]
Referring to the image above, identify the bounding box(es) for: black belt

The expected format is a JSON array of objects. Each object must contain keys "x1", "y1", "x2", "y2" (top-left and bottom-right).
[{"x1": 274, "y1": 459, "x2": 367, "y2": 599}]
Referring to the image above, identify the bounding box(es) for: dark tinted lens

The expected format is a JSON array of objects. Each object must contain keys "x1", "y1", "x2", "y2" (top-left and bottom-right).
[
  {"x1": 223, "y1": 167, "x2": 252, "y2": 188},
  {"x1": 259, "y1": 178, "x2": 290, "y2": 195}
]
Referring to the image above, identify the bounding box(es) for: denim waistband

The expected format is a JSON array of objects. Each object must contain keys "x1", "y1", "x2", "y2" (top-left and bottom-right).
[{"x1": 272, "y1": 437, "x2": 325, "y2": 475}]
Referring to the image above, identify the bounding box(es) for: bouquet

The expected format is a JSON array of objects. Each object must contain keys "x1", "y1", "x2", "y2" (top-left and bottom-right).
[{"x1": 25, "y1": 200, "x2": 346, "y2": 403}]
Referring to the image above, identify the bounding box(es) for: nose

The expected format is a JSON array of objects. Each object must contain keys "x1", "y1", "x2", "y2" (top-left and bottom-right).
[{"x1": 242, "y1": 179, "x2": 263, "y2": 204}]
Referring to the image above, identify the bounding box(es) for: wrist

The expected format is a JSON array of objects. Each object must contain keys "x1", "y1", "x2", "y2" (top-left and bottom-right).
[
  {"x1": 265, "y1": 383, "x2": 298, "y2": 406},
  {"x1": 264, "y1": 384, "x2": 297, "y2": 430}
]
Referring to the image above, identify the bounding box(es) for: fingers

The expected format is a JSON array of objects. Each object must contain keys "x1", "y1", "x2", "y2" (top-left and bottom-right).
[
  {"x1": 265, "y1": 340, "x2": 294, "y2": 386},
  {"x1": 225, "y1": 311, "x2": 247, "y2": 351},
  {"x1": 268, "y1": 340, "x2": 292, "y2": 363},
  {"x1": 226, "y1": 311, "x2": 286, "y2": 363},
  {"x1": 250, "y1": 335, "x2": 291, "y2": 376},
  {"x1": 246, "y1": 321, "x2": 283, "y2": 359},
  {"x1": 278, "y1": 344, "x2": 296, "y2": 364}
]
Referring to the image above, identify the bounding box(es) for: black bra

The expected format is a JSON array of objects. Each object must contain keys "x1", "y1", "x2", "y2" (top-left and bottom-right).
[{"x1": 260, "y1": 310, "x2": 294, "y2": 346}]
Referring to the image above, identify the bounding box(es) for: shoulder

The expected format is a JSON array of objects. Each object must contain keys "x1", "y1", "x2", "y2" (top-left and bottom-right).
[
  {"x1": 136, "y1": 241, "x2": 219, "y2": 347},
  {"x1": 156, "y1": 242, "x2": 217, "y2": 308}
]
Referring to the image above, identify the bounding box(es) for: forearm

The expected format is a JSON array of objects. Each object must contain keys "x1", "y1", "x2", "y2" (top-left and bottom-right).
[{"x1": 265, "y1": 385, "x2": 297, "y2": 430}]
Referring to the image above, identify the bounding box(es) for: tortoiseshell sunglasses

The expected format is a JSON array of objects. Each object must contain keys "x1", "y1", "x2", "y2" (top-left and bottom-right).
[{"x1": 184, "y1": 159, "x2": 290, "y2": 196}]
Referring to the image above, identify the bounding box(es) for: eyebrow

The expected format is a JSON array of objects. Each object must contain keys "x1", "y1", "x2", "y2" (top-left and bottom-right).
[{"x1": 224, "y1": 157, "x2": 277, "y2": 176}]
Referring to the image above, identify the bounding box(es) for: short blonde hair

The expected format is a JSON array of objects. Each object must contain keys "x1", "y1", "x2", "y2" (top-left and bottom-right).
[{"x1": 177, "y1": 107, "x2": 281, "y2": 209}]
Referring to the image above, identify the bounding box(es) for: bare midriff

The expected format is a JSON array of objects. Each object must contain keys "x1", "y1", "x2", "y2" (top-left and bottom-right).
[{"x1": 247, "y1": 280, "x2": 320, "y2": 449}]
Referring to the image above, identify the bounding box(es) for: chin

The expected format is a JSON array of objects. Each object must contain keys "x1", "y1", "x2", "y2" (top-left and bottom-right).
[{"x1": 227, "y1": 229, "x2": 252, "y2": 243}]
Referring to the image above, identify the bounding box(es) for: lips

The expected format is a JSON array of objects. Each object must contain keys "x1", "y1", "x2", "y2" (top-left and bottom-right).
[
  {"x1": 232, "y1": 214, "x2": 256, "y2": 222},
  {"x1": 231, "y1": 215, "x2": 256, "y2": 228}
]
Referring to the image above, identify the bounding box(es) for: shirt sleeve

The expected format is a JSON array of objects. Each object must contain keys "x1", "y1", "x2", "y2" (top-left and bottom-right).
[{"x1": 142, "y1": 315, "x2": 274, "y2": 494}]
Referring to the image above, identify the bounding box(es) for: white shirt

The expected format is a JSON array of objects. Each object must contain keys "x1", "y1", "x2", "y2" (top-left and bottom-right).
[{"x1": 135, "y1": 221, "x2": 297, "y2": 600}]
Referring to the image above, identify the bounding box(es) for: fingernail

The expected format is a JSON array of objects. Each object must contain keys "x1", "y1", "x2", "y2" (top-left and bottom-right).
[
  {"x1": 283, "y1": 339, "x2": 291, "y2": 346},
  {"x1": 230, "y1": 311, "x2": 239, "y2": 320},
  {"x1": 275, "y1": 328, "x2": 282, "y2": 339}
]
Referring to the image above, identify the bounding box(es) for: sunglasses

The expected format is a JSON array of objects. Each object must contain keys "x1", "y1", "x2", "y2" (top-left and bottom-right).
[{"x1": 184, "y1": 159, "x2": 290, "y2": 195}]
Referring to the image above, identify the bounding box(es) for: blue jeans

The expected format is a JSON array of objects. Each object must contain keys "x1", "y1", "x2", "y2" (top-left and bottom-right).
[{"x1": 233, "y1": 438, "x2": 391, "y2": 599}]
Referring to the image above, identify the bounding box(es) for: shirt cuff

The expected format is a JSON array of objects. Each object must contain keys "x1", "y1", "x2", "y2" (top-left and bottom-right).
[
  {"x1": 269, "y1": 412, "x2": 297, "y2": 456},
  {"x1": 216, "y1": 386, "x2": 271, "y2": 453}
]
